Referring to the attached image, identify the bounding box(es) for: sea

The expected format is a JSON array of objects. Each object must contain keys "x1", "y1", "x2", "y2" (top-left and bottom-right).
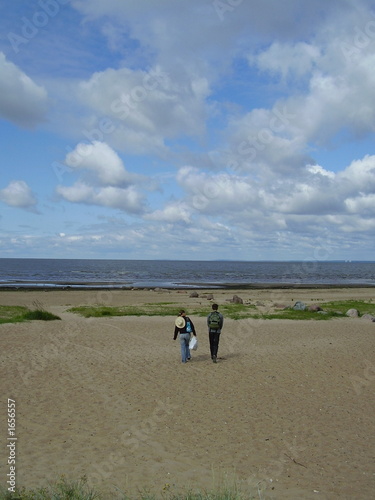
[{"x1": 0, "y1": 259, "x2": 374, "y2": 289}]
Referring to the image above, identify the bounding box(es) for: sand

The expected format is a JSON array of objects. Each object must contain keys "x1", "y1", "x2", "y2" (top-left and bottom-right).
[{"x1": 1, "y1": 287, "x2": 375, "y2": 499}]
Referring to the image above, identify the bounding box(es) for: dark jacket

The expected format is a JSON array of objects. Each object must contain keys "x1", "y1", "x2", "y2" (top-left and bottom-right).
[
  {"x1": 173, "y1": 316, "x2": 196, "y2": 340},
  {"x1": 207, "y1": 311, "x2": 224, "y2": 333}
]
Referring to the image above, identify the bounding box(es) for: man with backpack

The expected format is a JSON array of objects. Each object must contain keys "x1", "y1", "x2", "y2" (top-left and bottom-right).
[{"x1": 207, "y1": 303, "x2": 224, "y2": 363}]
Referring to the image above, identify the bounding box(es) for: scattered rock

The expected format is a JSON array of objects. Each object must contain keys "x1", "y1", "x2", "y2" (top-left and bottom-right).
[
  {"x1": 273, "y1": 303, "x2": 288, "y2": 310},
  {"x1": 309, "y1": 305, "x2": 322, "y2": 312},
  {"x1": 189, "y1": 291, "x2": 199, "y2": 298},
  {"x1": 346, "y1": 308, "x2": 359, "y2": 318},
  {"x1": 361, "y1": 313, "x2": 375, "y2": 321},
  {"x1": 293, "y1": 301, "x2": 306, "y2": 311},
  {"x1": 206, "y1": 294, "x2": 214, "y2": 300},
  {"x1": 232, "y1": 294, "x2": 243, "y2": 304}
]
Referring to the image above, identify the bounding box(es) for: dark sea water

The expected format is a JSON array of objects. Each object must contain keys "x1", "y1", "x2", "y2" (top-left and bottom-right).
[{"x1": 0, "y1": 259, "x2": 374, "y2": 289}]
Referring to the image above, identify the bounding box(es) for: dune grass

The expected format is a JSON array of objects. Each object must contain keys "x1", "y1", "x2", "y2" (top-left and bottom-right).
[
  {"x1": 2, "y1": 297, "x2": 373, "y2": 323},
  {"x1": 68, "y1": 302, "x2": 257, "y2": 320},
  {"x1": 0, "y1": 304, "x2": 61, "y2": 325},
  {"x1": 68, "y1": 299, "x2": 374, "y2": 321},
  {"x1": 320, "y1": 299, "x2": 375, "y2": 315}
]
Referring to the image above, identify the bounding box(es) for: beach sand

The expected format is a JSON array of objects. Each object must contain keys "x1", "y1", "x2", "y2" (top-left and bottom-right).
[{"x1": 1, "y1": 287, "x2": 375, "y2": 499}]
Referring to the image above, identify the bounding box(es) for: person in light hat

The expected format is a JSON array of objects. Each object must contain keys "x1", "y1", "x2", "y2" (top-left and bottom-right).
[{"x1": 173, "y1": 309, "x2": 197, "y2": 363}]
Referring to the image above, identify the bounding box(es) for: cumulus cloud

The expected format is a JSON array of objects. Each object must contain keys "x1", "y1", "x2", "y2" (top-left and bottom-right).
[
  {"x1": 145, "y1": 201, "x2": 192, "y2": 224},
  {"x1": 0, "y1": 181, "x2": 38, "y2": 211},
  {"x1": 57, "y1": 141, "x2": 151, "y2": 214},
  {"x1": 168, "y1": 155, "x2": 375, "y2": 233},
  {"x1": 0, "y1": 53, "x2": 48, "y2": 128},
  {"x1": 337, "y1": 155, "x2": 375, "y2": 193},
  {"x1": 74, "y1": 65, "x2": 209, "y2": 155},
  {"x1": 3, "y1": 1, "x2": 375, "y2": 259},
  {"x1": 57, "y1": 182, "x2": 145, "y2": 213},
  {"x1": 249, "y1": 42, "x2": 321, "y2": 81},
  {"x1": 65, "y1": 140, "x2": 146, "y2": 186}
]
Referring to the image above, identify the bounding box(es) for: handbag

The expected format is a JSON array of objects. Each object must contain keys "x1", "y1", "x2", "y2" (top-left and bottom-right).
[{"x1": 189, "y1": 336, "x2": 198, "y2": 351}]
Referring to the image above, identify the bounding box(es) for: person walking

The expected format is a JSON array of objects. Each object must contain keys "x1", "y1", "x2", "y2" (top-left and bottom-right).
[
  {"x1": 207, "y1": 303, "x2": 224, "y2": 363},
  {"x1": 173, "y1": 309, "x2": 197, "y2": 363}
]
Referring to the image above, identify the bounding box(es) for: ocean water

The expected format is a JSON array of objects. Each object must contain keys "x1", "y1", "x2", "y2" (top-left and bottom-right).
[{"x1": 0, "y1": 259, "x2": 374, "y2": 289}]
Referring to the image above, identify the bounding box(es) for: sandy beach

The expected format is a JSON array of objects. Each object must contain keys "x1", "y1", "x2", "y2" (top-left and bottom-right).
[{"x1": 1, "y1": 287, "x2": 375, "y2": 499}]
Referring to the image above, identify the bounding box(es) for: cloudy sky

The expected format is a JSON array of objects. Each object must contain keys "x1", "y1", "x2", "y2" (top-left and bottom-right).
[{"x1": 1, "y1": 0, "x2": 375, "y2": 260}]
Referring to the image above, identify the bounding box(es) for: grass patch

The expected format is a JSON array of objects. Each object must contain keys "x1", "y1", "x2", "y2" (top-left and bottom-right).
[
  {"x1": 22, "y1": 310, "x2": 61, "y2": 321},
  {"x1": 0, "y1": 305, "x2": 29, "y2": 324},
  {"x1": 253, "y1": 310, "x2": 342, "y2": 320},
  {"x1": 319, "y1": 299, "x2": 375, "y2": 315},
  {"x1": 68, "y1": 302, "x2": 257, "y2": 320},
  {"x1": 68, "y1": 299, "x2": 375, "y2": 321},
  {"x1": 68, "y1": 305, "x2": 170, "y2": 318},
  {"x1": 0, "y1": 302, "x2": 61, "y2": 325}
]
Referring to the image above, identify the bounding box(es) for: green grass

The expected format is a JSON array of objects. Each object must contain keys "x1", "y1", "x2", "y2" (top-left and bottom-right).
[
  {"x1": 252, "y1": 299, "x2": 375, "y2": 320},
  {"x1": 0, "y1": 476, "x2": 259, "y2": 500},
  {"x1": 21, "y1": 309, "x2": 61, "y2": 321},
  {"x1": 0, "y1": 305, "x2": 29, "y2": 324},
  {"x1": 0, "y1": 305, "x2": 61, "y2": 324},
  {"x1": 68, "y1": 299, "x2": 375, "y2": 321},
  {"x1": 68, "y1": 302, "x2": 258, "y2": 320},
  {"x1": 319, "y1": 299, "x2": 375, "y2": 315},
  {"x1": 4, "y1": 299, "x2": 374, "y2": 324},
  {"x1": 253, "y1": 309, "x2": 342, "y2": 320},
  {"x1": 67, "y1": 305, "x2": 171, "y2": 318}
]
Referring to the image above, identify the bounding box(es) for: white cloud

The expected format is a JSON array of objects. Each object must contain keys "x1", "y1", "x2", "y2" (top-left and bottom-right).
[
  {"x1": 65, "y1": 141, "x2": 145, "y2": 186},
  {"x1": 249, "y1": 42, "x2": 321, "y2": 80},
  {"x1": 73, "y1": 65, "x2": 209, "y2": 155},
  {"x1": 3, "y1": 0, "x2": 375, "y2": 259},
  {"x1": 337, "y1": 155, "x2": 375, "y2": 193},
  {"x1": 0, "y1": 52, "x2": 48, "y2": 128},
  {"x1": 306, "y1": 164, "x2": 335, "y2": 179},
  {"x1": 166, "y1": 155, "x2": 375, "y2": 235},
  {"x1": 0, "y1": 181, "x2": 38, "y2": 210},
  {"x1": 146, "y1": 201, "x2": 192, "y2": 224},
  {"x1": 56, "y1": 182, "x2": 145, "y2": 214},
  {"x1": 57, "y1": 141, "x2": 150, "y2": 214}
]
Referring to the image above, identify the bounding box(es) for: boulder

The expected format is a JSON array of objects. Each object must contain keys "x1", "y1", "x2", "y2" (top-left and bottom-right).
[
  {"x1": 361, "y1": 313, "x2": 375, "y2": 321},
  {"x1": 206, "y1": 294, "x2": 214, "y2": 300},
  {"x1": 273, "y1": 303, "x2": 288, "y2": 310},
  {"x1": 346, "y1": 308, "x2": 359, "y2": 318},
  {"x1": 189, "y1": 291, "x2": 199, "y2": 298},
  {"x1": 232, "y1": 294, "x2": 243, "y2": 304},
  {"x1": 293, "y1": 301, "x2": 306, "y2": 311},
  {"x1": 309, "y1": 305, "x2": 322, "y2": 312}
]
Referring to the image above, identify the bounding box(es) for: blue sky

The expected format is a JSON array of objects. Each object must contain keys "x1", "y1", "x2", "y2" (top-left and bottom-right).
[{"x1": 1, "y1": 0, "x2": 375, "y2": 260}]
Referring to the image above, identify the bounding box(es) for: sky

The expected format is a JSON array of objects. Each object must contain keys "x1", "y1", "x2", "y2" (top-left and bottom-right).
[{"x1": 0, "y1": 0, "x2": 375, "y2": 261}]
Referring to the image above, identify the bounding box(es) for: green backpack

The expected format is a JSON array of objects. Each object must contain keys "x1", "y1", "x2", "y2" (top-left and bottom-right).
[{"x1": 208, "y1": 311, "x2": 221, "y2": 330}]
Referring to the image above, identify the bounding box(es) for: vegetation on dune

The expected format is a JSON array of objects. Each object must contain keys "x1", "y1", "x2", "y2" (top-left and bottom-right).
[
  {"x1": 67, "y1": 299, "x2": 375, "y2": 321},
  {"x1": 1, "y1": 296, "x2": 374, "y2": 323},
  {"x1": 0, "y1": 301, "x2": 61, "y2": 324}
]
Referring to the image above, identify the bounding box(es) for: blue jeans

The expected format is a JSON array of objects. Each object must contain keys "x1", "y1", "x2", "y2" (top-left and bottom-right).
[{"x1": 179, "y1": 333, "x2": 191, "y2": 362}]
